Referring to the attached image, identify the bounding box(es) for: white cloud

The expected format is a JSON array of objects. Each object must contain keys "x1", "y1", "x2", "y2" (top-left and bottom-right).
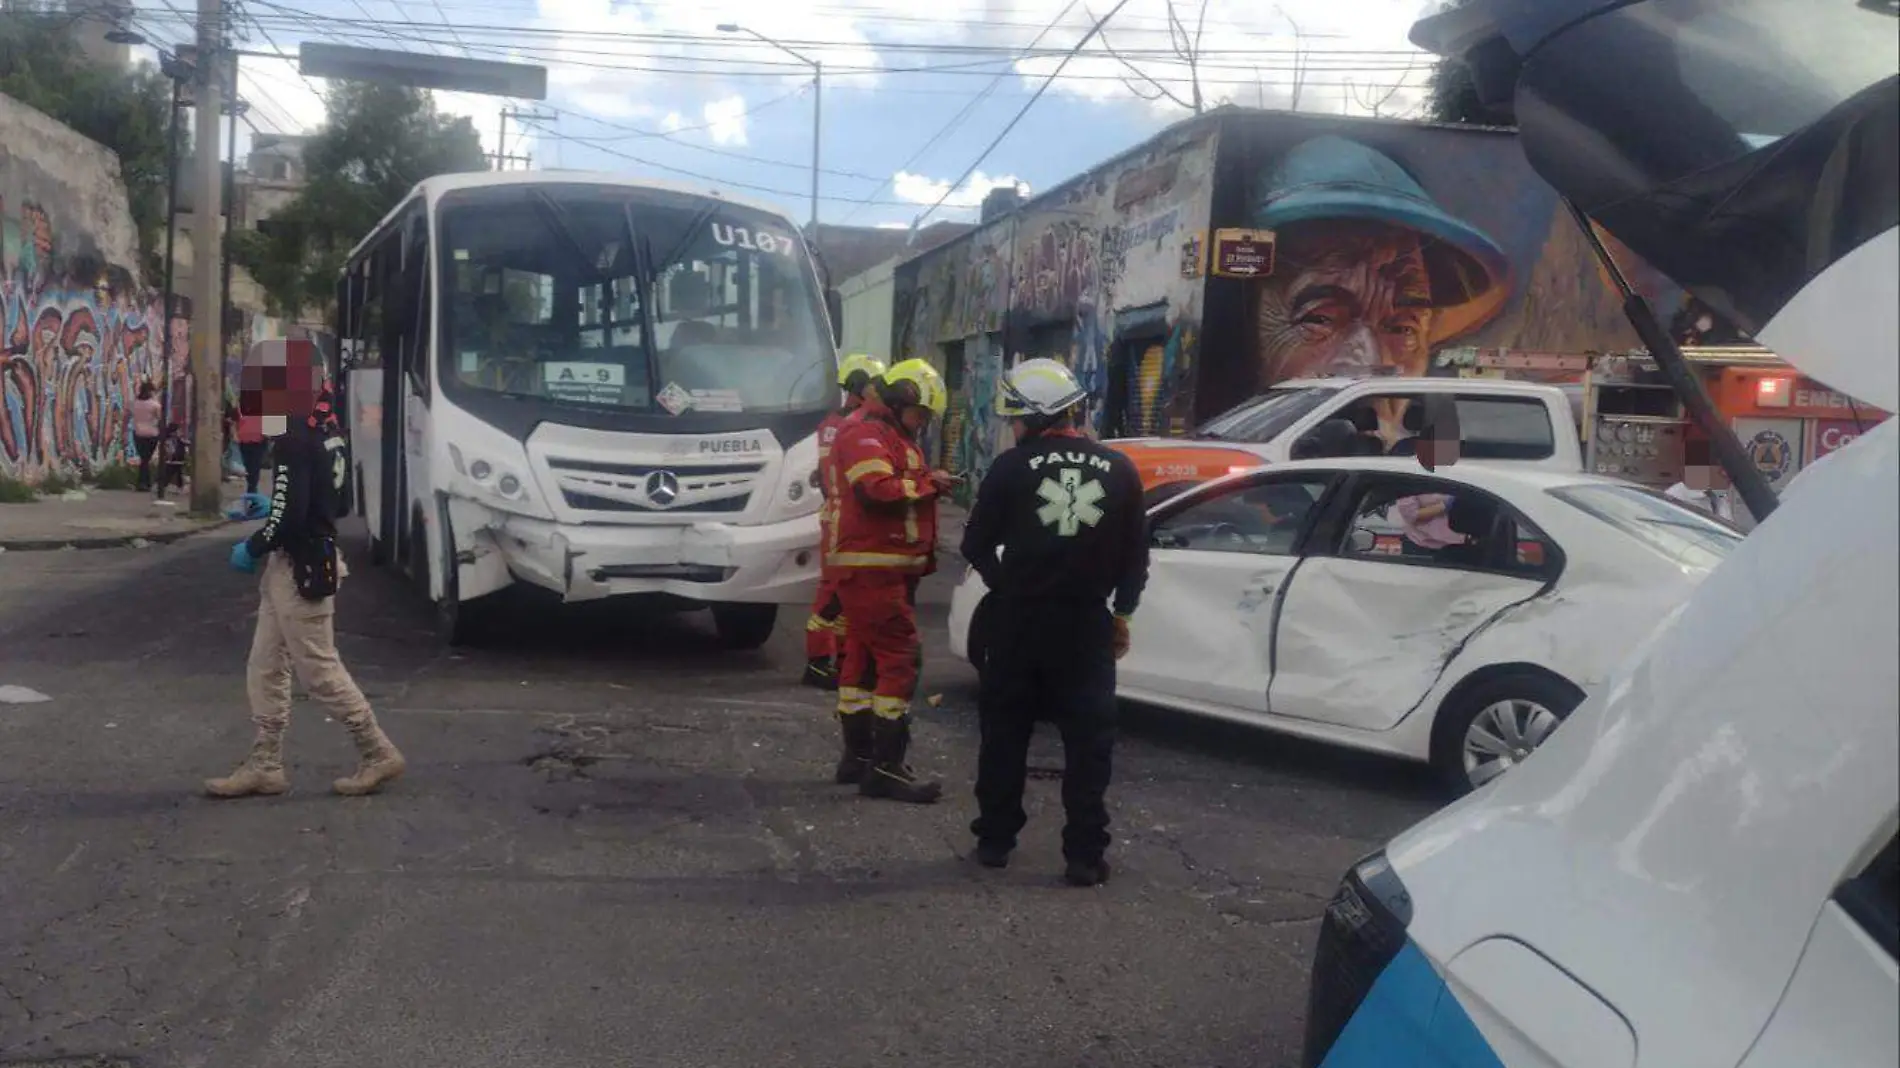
[
  {"x1": 662, "y1": 112, "x2": 688, "y2": 133},
  {"x1": 702, "y1": 95, "x2": 750, "y2": 147},
  {"x1": 892, "y1": 170, "x2": 1029, "y2": 213}
]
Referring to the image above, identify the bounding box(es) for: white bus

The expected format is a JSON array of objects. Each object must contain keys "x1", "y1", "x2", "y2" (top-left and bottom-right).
[{"x1": 334, "y1": 172, "x2": 842, "y2": 648}]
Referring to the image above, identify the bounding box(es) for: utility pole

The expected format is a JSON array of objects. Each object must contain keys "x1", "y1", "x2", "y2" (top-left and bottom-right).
[
  {"x1": 809, "y1": 61, "x2": 821, "y2": 231},
  {"x1": 220, "y1": 96, "x2": 243, "y2": 375},
  {"x1": 187, "y1": 0, "x2": 225, "y2": 515},
  {"x1": 494, "y1": 105, "x2": 551, "y2": 170}
]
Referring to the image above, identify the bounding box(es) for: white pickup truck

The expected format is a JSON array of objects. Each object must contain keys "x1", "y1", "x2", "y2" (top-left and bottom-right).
[{"x1": 1108, "y1": 376, "x2": 1584, "y2": 504}]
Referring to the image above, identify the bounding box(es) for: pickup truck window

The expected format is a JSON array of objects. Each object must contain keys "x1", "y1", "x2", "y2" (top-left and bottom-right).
[
  {"x1": 1349, "y1": 395, "x2": 1560, "y2": 461},
  {"x1": 1194, "y1": 386, "x2": 1339, "y2": 442}
]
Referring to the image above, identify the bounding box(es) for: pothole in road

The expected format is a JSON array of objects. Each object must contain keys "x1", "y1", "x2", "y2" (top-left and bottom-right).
[{"x1": 522, "y1": 747, "x2": 598, "y2": 782}]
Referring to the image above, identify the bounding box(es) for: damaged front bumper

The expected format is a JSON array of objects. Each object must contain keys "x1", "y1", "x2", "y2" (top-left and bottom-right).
[{"x1": 450, "y1": 497, "x2": 821, "y2": 607}]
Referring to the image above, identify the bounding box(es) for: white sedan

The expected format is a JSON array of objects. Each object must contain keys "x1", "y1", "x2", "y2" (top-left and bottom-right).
[{"x1": 948, "y1": 457, "x2": 1742, "y2": 793}]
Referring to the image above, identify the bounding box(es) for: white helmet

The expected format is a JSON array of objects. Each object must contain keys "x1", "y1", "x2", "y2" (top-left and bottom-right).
[{"x1": 996, "y1": 357, "x2": 1087, "y2": 418}]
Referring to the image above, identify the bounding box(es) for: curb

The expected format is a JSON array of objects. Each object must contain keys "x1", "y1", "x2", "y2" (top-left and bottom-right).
[{"x1": 0, "y1": 516, "x2": 234, "y2": 553}]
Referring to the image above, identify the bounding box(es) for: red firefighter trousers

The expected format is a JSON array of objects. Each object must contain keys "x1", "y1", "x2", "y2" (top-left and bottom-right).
[{"x1": 835, "y1": 569, "x2": 921, "y2": 720}]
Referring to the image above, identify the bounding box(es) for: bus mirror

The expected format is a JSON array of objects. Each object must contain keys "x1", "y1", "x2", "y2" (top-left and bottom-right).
[{"x1": 825, "y1": 287, "x2": 843, "y2": 347}]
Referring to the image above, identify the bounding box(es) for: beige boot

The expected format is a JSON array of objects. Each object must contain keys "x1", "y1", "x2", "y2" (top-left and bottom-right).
[
  {"x1": 334, "y1": 717, "x2": 406, "y2": 796},
  {"x1": 204, "y1": 732, "x2": 290, "y2": 798}
]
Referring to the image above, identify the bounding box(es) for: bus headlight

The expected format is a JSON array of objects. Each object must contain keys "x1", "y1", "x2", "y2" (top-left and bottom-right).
[
  {"x1": 787, "y1": 479, "x2": 805, "y2": 503},
  {"x1": 447, "y1": 442, "x2": 549, "y2": 517}
]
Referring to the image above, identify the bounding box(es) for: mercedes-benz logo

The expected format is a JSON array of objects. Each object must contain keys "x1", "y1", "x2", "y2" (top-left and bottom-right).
[{"x1": 645, "y1": 469, "x2": 680, "y2": 507}]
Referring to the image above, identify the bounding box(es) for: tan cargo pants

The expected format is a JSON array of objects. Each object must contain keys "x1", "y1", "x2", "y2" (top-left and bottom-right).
[{"x1": 248, "y1": 551, "x2": 373, "y2": 734}]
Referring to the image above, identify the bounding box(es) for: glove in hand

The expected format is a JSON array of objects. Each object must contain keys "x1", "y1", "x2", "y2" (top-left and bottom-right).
[{"x1": 229, "y1": 540, "x2": 258, "y2": 574}]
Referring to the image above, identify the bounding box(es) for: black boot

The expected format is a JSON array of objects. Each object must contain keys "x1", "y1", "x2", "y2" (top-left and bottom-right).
[
  {"x1": 801, "y1": 658, "x2": 839, "y2": 691},
  {"x1": 834, "y1": 713, "x2": 873, "y2": 785},
  {"x1": 1064, "y1": 857, "x2": 1111, "y2": 887},
  {"x1": 859, "y1": 716, "x2": 942, "y2": 804}
]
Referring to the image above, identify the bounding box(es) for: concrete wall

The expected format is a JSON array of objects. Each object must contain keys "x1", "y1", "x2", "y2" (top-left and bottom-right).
[
  {"x1": 838, "y1": 255, "x2": 898, "y2": 362},
  {"x1": 893, "y1": 116, "x2": 1219, "y2": 480},
  {"x1": 0, "y1": 92, "x2": 167, "y2": 483}
]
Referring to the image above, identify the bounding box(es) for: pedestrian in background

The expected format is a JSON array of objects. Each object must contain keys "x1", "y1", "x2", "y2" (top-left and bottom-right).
[
  {"x1": 826, "y1": 358, "x2": 957, "y2": 803},
  {"x1": 803, "y1": 353, "x2": 887, "y2": 694},
  {"x1": 207, "y1": 343, "x2": 405, "y2": 800},
  {"x1": 131, "y1": 381, "x2": 162, "y2": 491},
  {"x1": 960, "y1": 359, "x2": 1149, "y2": 887},
  {"x1": 236, "y1": 402, "x2": 269, "y2": 496}
]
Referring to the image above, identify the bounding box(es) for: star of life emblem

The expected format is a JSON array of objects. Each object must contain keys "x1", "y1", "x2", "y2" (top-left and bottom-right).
[{"x1": 1036, "y1": 467, "x2": 1106, "y2": 537}]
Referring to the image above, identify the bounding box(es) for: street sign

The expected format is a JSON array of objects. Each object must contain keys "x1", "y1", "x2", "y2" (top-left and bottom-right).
[
  {"x1": 300, "y1": 43, "x2": 549, "y2": 100},
  {"x1": 1211, "y1": 228, "x2": 1275, "y2": 279}
]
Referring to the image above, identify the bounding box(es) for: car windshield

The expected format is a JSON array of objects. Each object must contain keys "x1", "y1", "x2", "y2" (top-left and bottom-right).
[
  {"x1": 1549, "y1": 482, "x2": 1743, "y2": 572},
  {"x1": 436, "y1": 185, "x2": 833, "y2": 416},
  {"x1": 1193, "y1": 387, "x2": 1340, "y2": 442},
  {"x1": 1512, "y1": 0, "x2": 1898, "y2": 336}
]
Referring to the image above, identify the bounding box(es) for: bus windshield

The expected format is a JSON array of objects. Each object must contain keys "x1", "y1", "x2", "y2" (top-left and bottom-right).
[{"x1": 436, "y1": 184, "x2": 833, "y2": 417}]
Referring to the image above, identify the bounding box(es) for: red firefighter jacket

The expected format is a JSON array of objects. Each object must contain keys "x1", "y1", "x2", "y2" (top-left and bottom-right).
[
  {"x1": 825, "y1": 395, "x2": 940, "y2": 575},
  {"x1": 816, "y1": 405, "x2": 853, "y2": 542}
]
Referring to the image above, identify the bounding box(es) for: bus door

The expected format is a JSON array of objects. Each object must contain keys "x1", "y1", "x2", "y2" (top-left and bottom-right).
[{"x1": 382, "y1": 207, "x2": 432, "y2": 583}]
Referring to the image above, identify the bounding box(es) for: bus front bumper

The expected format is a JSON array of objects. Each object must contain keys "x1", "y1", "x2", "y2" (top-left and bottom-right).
[{"x1": 487, "y1": 512, "x2": 822, "y2": 606}]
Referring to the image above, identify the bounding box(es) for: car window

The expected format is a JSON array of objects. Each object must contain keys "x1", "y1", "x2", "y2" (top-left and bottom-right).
[
  {"x1": 1337, "y1": 478, "x2": 1555, "y2": 578},
  {"x1": 1324, "y1": 393, "x2": 1559, "y2": 461},
  {"x1": 1548, "y1": 483, "x2": 1742, "y2": 571},
  {"x1": 1152, "y1": 477, "x2": 1331, "y2": 556},
  {"x1": 1836, "y1": 835, "x2": 1899, "y2": 960}
]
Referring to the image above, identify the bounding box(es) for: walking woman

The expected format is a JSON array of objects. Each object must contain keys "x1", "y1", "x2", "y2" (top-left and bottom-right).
[{"x1": 131, "y1": 381, "x2": 162, "y2": 490}]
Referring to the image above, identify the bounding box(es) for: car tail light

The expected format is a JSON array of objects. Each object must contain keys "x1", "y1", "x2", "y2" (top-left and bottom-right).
[{"x1": 1302, "y1": 851, "x2": 1415, "y2": 1067}]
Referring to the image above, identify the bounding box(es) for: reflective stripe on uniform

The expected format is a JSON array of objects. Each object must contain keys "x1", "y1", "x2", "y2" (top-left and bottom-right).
[
  {"x1": 806, "y1": 614, "x2": 843, "y2": 633},
  {"x1": 838, "y1": 686, "x2": 874, "y2": 716},
  {"x1": 847, "y1": 458, "x2": 894, "y2": 483},
  {"x1": 870, "y1": 695, "x2": 909, "y2": 720},
  {"x1": 826, "y1": 551, "x2": 930, "y2": 570}
]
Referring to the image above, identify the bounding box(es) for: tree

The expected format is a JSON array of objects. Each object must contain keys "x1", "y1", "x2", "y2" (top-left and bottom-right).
[
  {"x1": 1421, "y1": 0, "x2": 1513, "y2": 126},
  {"x1": 0, "y1": 4, "x2": 182, "y2": 281},
  {"x1": 1093, "y1": 0, "x2": 1212, "y2": 113},
  {"x1": 231, "y1": 81, "x2": 486, "y2": 320}
]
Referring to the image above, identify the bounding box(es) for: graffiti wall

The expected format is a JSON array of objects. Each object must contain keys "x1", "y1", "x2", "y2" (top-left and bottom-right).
[
  {"x1": 1226, "y1": 112, "x2": 1692, "y2": 407},
  {"x1": 893, "y1": 120, "x2": 1218, "y2": 482},
  {"x1": 0, "y1": 94, "x2": 167, "y2": 483}
]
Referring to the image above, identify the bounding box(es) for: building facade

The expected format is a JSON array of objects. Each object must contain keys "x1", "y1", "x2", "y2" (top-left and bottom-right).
[{"x1": 889, "y1": 107, "x2": 1720, "y2": 482}]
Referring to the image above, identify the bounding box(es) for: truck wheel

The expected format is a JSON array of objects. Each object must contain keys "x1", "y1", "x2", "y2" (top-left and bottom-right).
[
  {"x1": 1430, "y1": 671, "x2": 1584, "y2": 797},
  {"x1": 712, "y1": 603, "x2": 778, "y2": 650}
]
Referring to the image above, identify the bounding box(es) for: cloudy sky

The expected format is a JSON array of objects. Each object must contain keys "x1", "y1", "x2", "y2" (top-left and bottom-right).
[{"x1": 132, "y1": 0, "x2": 1441, "y2": 229}]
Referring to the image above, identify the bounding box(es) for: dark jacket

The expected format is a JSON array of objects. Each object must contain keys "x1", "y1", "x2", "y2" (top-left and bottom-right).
[
  {"x1": 960, "y1": 428, "x2": 1150, "y2": 616},
  {"x1": 245, "y1": 421, "x2": 339, "y2": 558}
]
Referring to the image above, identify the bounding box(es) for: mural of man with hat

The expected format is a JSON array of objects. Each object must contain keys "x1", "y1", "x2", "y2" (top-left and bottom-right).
[{"x1": 1252, "y1": 135, "x2": 1512, "y2": 391}]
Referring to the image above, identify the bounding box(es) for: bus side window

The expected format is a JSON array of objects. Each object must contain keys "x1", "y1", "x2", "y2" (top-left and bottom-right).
[{"x1": 402, "y1": 211, "x2": 431, "y2": 399}]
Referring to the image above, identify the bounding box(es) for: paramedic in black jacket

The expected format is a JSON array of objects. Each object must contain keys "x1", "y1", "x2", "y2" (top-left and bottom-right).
[
  {"x1": 959, "y1": 358, "x2": 1150, "y2": 887},
  {"x1": 206, "y1": 350, "x2": 406, "y2": 800}
]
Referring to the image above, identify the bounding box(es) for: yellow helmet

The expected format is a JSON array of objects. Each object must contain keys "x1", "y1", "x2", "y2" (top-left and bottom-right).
[
  {"x1": 837, "y1": 353, "x2": 886, "y2": 389},
  {"x1": 881, "y1": 358, "x2": 949, "y2": 417}
]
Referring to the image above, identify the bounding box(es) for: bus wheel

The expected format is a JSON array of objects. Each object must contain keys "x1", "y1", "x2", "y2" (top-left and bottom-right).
[
  {"x1": 436, "y1": 559, "x2": 494, "y2": 648},
  {"x1": 711, "y1": 603, "x2": 777, "y2": 650}
]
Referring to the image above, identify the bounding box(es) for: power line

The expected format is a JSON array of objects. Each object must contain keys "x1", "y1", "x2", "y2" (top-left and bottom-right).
[
  {"x1": 837, "y1": 0, "x2": 1081, "y2": 226},
  {"x1": 915, "y1": 0, "x2": 1132, "y2": 229}
]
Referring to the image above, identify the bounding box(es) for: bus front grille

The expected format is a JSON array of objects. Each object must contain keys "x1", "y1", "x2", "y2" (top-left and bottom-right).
[{"x1": 545, "y1": 457, "x2": 763, "y2": 515}]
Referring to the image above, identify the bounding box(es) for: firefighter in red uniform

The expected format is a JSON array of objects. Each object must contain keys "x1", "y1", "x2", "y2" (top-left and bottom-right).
[
  {"x1": 802, "y1": 353, "x2": 887, "y2": 690},
  {"x1": 826, "y1": 358, "x2": 956, "y2": 803}
]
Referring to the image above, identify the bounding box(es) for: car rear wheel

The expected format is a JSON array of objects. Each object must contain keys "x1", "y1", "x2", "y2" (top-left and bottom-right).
[{"x1": 1431, "y1": 672, "x2": 1583, "y2": 796}]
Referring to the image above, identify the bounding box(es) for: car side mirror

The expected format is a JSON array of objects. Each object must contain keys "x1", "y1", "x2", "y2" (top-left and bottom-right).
[
  {"x1": 1150, "y1": 524, "x2": 1186, "y2": 550},
  {"x1": 825, "y1": 287, "x2": 844, "y2": 347},
  {"x1": 1347, "y1": 528, "x2": 1376, "y2": 554}
]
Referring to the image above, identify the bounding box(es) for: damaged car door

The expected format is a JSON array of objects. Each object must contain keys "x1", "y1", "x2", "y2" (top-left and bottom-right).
[
  {"x1": 1120, "y1": 472, "x2": 1339, "y2": 714},
  {"x1": 1267, "y1": 473, "x2": 1555, "y2": 732}
]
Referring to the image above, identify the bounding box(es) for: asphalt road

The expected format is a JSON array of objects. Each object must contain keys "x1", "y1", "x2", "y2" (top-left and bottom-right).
[{"x1": 0, "y1": 524, "x2": 1441, "y2": 1068}]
